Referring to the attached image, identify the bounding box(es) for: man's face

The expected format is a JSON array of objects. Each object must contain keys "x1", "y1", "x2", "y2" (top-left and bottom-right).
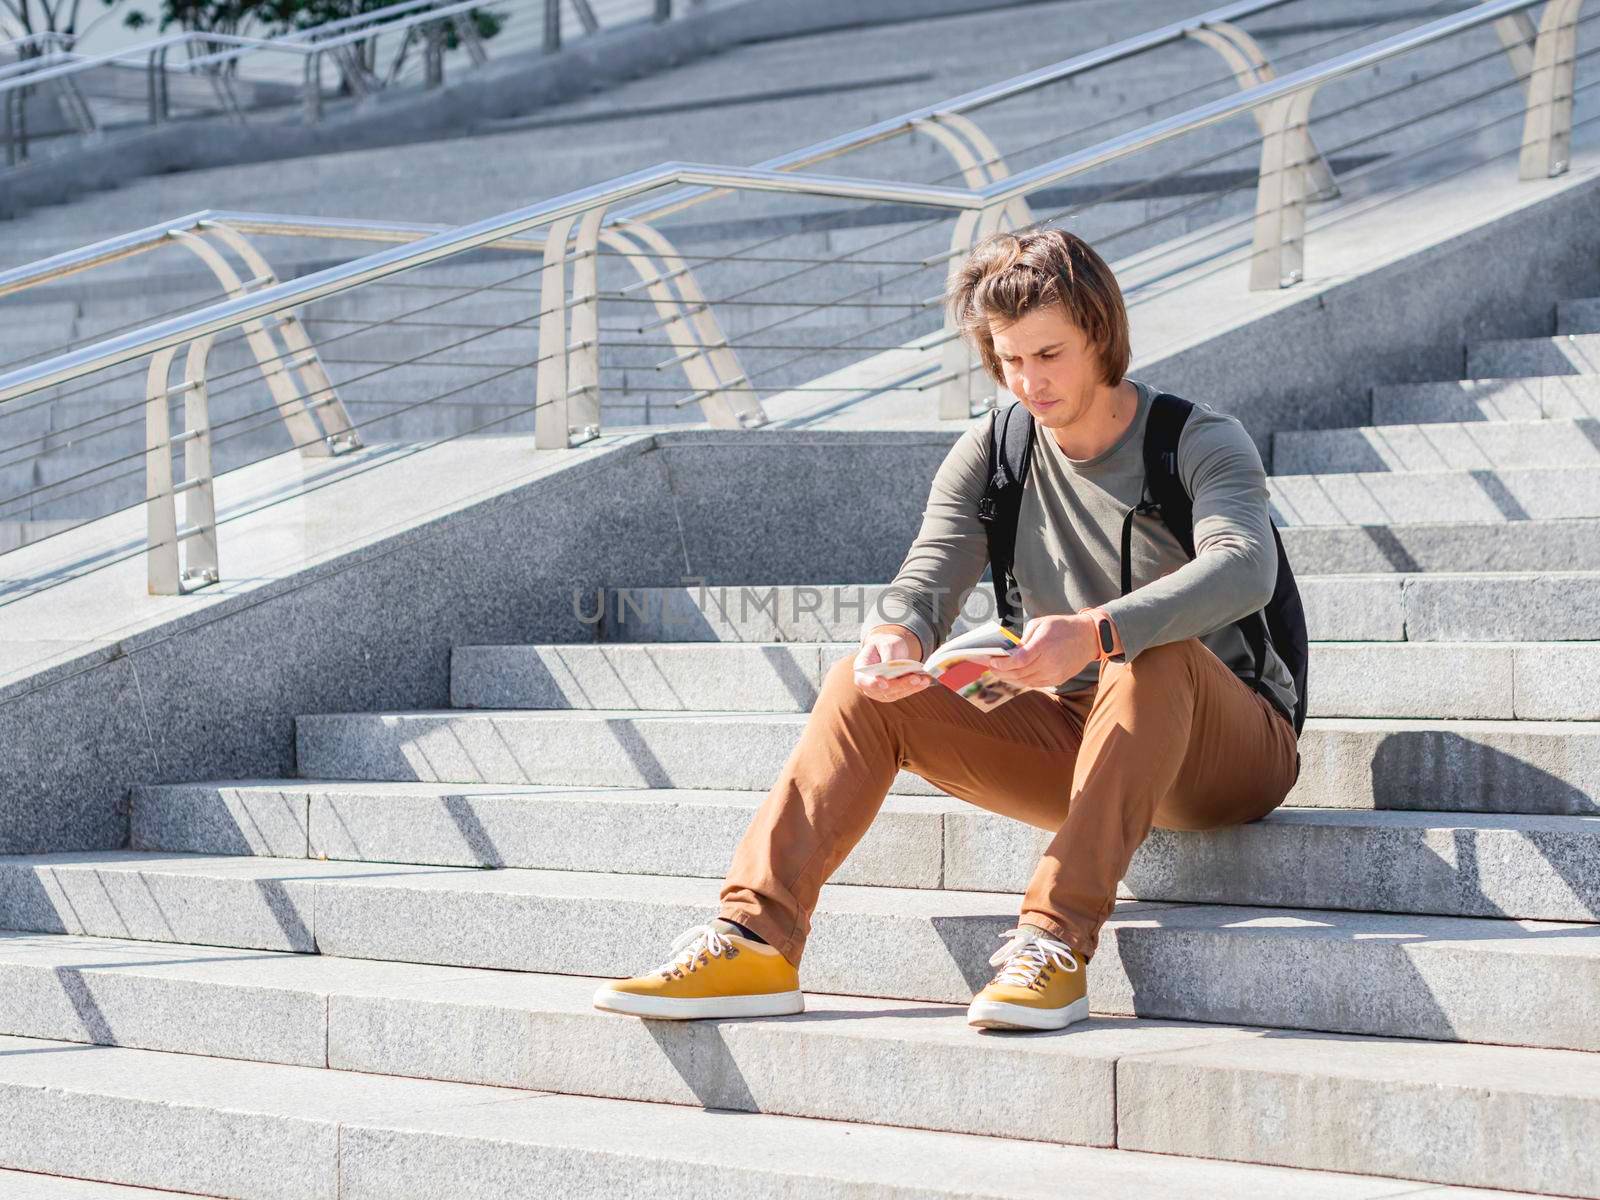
[{"x1": 988, "y1": 304, "x2": 1104, "y2": 430}]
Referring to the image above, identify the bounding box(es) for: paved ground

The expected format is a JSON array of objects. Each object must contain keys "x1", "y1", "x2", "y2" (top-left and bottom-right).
[{"x1": 0, "y1": 0, "x2": 1455, "y2": 265}]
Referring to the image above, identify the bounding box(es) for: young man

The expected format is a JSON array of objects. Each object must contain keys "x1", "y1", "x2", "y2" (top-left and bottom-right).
[{"x1": 593, "y1": 227, "x2": 1301, "y2": 1032}]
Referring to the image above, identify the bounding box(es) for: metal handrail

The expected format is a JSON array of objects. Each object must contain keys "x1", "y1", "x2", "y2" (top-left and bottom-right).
[
  {"x1": 0, "y1": 164, "x2": 975, "y2": 405},
  {"x1": 0, "y1": 31, "x2": 74, "y2": 56},
  {"x1": 0, "y1": 211, "x2": 538, "y2": 302},
  {"x1": 279, "y1": 0, "x2": 447, "y2": 42},
  {"x1": 616, "y1": 0, "x2": 1301, "y2": 226},
  {"x1": 0, "y1": 0, "x2": 1330, "y2": 298},
  {"x1": 0, "y1": 0, "x2": 1573, "y2": 409},
  {"x1": 0, "y1": 48, "x2": 81, "y2": 83}
]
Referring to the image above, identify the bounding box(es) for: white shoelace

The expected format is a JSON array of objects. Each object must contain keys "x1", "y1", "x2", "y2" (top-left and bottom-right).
[
  {"x1": 988, "y1": 926, "x2": 1080, "y2": 989},
  {"x1": 653, "y1": 924, "x2": 735, "y2": 978}
]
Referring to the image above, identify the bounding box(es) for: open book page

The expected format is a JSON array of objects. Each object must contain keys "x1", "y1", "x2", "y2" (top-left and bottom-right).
[{"x1": 855, "y1": 620, "x2": 1031, "y2": 711}]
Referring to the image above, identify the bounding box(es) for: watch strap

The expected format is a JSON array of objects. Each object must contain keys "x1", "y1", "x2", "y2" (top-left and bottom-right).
[{"x1": 1079, "y1": 606, "x2": 1122, "y2": 662}]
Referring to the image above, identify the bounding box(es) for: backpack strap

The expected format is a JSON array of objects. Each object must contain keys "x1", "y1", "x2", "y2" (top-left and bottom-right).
[
  {"x1": 977, "y1": 402, "x2": 1035, "y2": 637},
  {"x1": 1140, "y1": 392, "x2": 1268, "y2": 696}
]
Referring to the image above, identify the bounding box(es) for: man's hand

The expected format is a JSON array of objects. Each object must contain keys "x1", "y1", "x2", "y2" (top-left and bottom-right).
[
  {"x1": 980, "y1": 613, "x2": 1100, "y2": 690},
  {"x1": 852, "y1": 624, "x2": 931, "y2": 703}
]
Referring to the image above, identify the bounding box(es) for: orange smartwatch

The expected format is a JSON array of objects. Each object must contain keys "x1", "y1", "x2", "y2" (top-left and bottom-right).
[{"x1": 1078, "y1": 606, "x2": 1123, "y2": 663}]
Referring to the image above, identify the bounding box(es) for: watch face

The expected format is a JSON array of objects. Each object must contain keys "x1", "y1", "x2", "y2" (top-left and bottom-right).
[{"x1": 1098, "y1": 620, "x2": 1115, "y2": 654}]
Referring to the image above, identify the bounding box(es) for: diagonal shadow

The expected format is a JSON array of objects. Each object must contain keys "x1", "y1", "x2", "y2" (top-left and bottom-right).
[
  {"x1": 1359, "y1": 525, "x2": 1422, "y2": 573},
  {"x1": 1468, "y1": 470, "x2": 1530, "y2": 521},
  {"x1": 47, "y1": 965, "x2": 115, "y2": 1044},
  {"x1": 443, "y1": 791, "x2": 507, "y2": 868}
]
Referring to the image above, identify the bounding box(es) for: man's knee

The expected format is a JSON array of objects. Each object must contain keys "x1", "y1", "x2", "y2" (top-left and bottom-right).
[
  {"x1": 821, "y1": 652, "x2": 871, "y2": 707},
  {"x1": 1099, "y1": 637, "x2": 1203, "y2": 686},
  {"x1": 824, "y1": 653, "x2": 859, "y2": 688}
]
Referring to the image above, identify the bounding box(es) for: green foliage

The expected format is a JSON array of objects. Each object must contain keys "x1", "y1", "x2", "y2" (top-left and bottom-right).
[
  {"x1": 121, "y1": 0, "x2": 502, "y2": 44},
  {"x1": 450, "y1": 6, "x2": 500, "y2": 46},
  {"x1": 123, "y1": 0, "x2": 264, "y2": 35}
]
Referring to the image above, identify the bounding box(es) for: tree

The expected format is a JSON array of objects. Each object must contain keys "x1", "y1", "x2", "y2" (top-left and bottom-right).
[
  {"x1": 119, "y1": 0, "x2": 501, "y2": 81},
  {"x1": 122, "y1": 0, "x2": 269, "y2": 41},
  {"x1": 1, "y1": 0, "x2": 126, "y2": 54}
]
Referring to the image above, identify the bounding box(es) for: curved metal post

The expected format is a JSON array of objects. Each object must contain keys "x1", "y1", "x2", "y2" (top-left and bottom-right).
[
  {"x1": 335, "y1": 42, "x2": 376, "y2": 98},
  {"x1": 167, "y1": 228, "x2": 342, "y2": 457},
  {"x1": 202, "y1": 42, "x2": 246, "y2": 123},
  {"x1": 571, "y1": 0, "x2": 601, "y2": 35},
  {"x1": 1249, "y1": 86, "x2": 1318, "y2": 290},
  {"x1": 453, "y1": 12, "x2": 488, "y2": 66},
  {"x1": 543, "y1": 0, "x2": 562, "y2": 54},
  {"x1": 145, "y1": 336, "x2": 219, "y2": 595},
  {"x1": 422, "y1": 23, "x2": 444, "y2": 88},
  {"x1": 382, "y1": 26, "x2": 416, "y2": 86},
  {"x1": 1188, "y1": 20, "x2": 1337, "y2": 200},
  {"x1": 599, "y1": 228, "x2": 728, "y2": 425},
  {"x1": 55, "y1": 72, "x2": 96, "y2": 134},
  {"x1": 534, "y1": 213, "x2": 578, "y2": 448},
  {"x1": 615, "y1": 217, "x2": 765, "y2": 429},
  {"x1": 178, "y1": 334, "x2": 220, "y2": 588},
  {"x1": 912, "y1": 113, "x2": 1032, "y2": 230},
  {"x1": 158, "y1": 44, "x2": 172, "y2": 122},
  {"x1": 146, "y1": 344, "x2": 181, "y2": 595},
  {"x1": 304, "y1": 49, "x2": 324, "y2": 123},
  {"x1": 147, "y1": 44, "x2": 169, "y2": 124},
  {"x1": 146, "y1": 45, "x2": 160, "y2": 124},
  {"x1": 3, "y1": 87, "x2": 23, "y2": 165},
  {"x1": 203, "y1": 221, "x2": 362, "y2": 453},
  {"x1": 933, "y1": 112, "x2": 1034, "y2": 229},
  {"x1": 912, "y1": 117, "x2": 991, "y2": 190},
  {"x1": 567, "y1": 205, "x2": 607, "y2": 441},
  {"x1": 939, "y1": 204, "x2": 1006, "y2": 419},
  {"x1": 1520, "y1": 0, "x2": 1584, "y2": 180},
  {"x1": 1491, "y1": 3, "x2": 1539, "y2": 88}
]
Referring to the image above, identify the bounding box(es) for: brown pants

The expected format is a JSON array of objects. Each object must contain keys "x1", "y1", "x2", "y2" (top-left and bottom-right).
[{"x1": 718, "y1": 636, "x2": 1300, "y2": 967}]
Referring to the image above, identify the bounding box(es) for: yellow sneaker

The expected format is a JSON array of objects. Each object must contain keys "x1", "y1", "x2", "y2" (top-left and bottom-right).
[
  {"x1": 966, "y1": 926, "x2": 1089, "y2": 1031},
  {"x1": 592, "y1": 923, "x2": 804, "y2": 1020}
]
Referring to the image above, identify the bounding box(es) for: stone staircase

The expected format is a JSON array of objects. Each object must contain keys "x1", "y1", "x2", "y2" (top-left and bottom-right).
[{"x1": 0, "y1": 292, "x2": 1599, "y2": 1195}]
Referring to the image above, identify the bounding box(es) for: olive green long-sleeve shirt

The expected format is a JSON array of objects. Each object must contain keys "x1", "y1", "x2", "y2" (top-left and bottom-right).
[{"x1": 861, "y1": 378, "x2": 1298, "y2": 723}]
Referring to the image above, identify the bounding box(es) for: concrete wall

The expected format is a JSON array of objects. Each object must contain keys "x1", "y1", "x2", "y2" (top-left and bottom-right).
[{"x1": 0, "y1": 429, "x2": 940, "y2": 853}]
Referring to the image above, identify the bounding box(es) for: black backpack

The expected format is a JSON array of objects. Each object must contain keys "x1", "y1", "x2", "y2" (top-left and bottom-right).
[{"x1": 976, "y1": 392, "x2": 1309, "y2": 736}]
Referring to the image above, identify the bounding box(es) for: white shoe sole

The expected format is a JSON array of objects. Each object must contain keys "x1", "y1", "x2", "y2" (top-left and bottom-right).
[
  {"x1": 967, "y1": 995, "x2": 1090, "y2": 1031},
  {"x1": 592, "y1": 986, "x2": 805, "y2": 1020}
]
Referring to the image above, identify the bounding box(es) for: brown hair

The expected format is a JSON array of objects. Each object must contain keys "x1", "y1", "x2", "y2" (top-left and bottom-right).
[{"x1": 946, "y1": 227, "x2": 1130, "y2": 387}]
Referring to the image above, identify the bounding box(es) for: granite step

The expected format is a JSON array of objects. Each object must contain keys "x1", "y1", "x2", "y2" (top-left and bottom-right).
[
  {"x1": 0, "y1": 1032, "x2": 1538, "y2": 1200},
  {"x1": 1369, "y1": 374, "x2": 1600, "y2": 424},
  {"x1": 1272, "y1": 418, "x2": 1600, "y2": 475},
  {"x1": 1466, "y1": 332, "x2": 1600, "y2": 379},
  {"x1": 1557, "y1": 295, "x2": 1600, "y2": 335},
  {"x1": 585, "y1": 574, "x2": 1600, "y2": 645},
  {"x1": 309, "y1": 322, "x2": 537, "y2": 370},
  {"x1": 129, "y1": 781, "x2": 1600, "y2": 924},
  {"x1": 0, "y1": 305, "x2": 80, "y2": 359},
  {"x1": 0, "y1": 1168, "x2": 221, "y2": 1198},
  {"x1": 0, "y1": 855, "x2": 1595, "y2": 1053},
  {"x1": 1269, "y1": 465, "x2": 1600, "y2": 524},
  {"x1": 293, "y1": 709, "x2": 1600, "y2": 815},
  {"x1": 0, "y1": 937, "x2": 1583, "y2": 1199},
  {"x1": 1276, "y1": 516, "x2": 1600, "y2": 573},
  {"x1": 445, "y1": 639, "x2": 1600, "y2": 720}
]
